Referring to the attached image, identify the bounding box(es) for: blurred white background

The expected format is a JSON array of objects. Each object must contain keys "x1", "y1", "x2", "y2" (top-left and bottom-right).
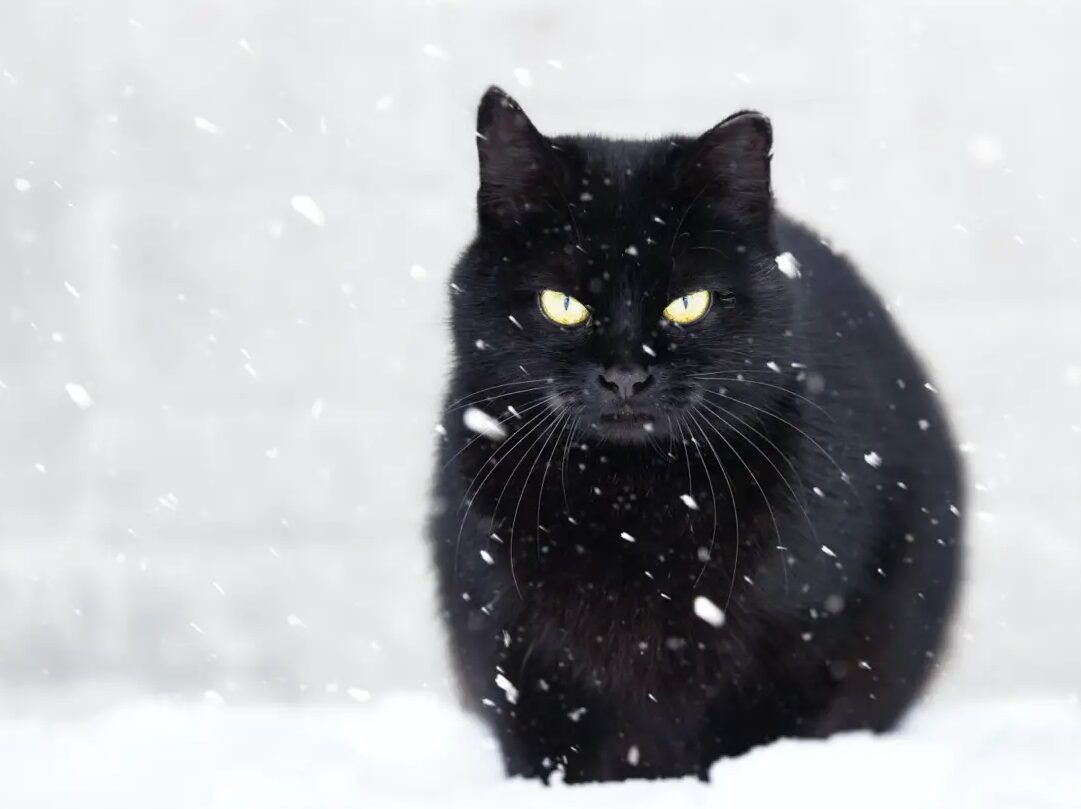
[{"x1": 1, "y1": 0, "x2": 1079, "y2": 727}]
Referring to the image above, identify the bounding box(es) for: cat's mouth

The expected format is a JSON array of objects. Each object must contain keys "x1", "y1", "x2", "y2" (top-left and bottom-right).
[
  {"x1": 596, "y1": 408, "x2": 660, "y2": 441},
  {"x1": 600, "y1": 410, "x2": 654, "y2": 424}
]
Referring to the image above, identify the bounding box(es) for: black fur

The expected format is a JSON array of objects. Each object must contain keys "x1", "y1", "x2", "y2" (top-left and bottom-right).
[{"x1": 428, "y1": 87, "x2": 963, "y2": 783}]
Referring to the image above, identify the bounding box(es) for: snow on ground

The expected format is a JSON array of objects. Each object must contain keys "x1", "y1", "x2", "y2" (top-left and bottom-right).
[
  {"x1": 4, "y1": 695, "x2": 497, "y2": 809},
  {"x1": 3, "y1": 694, "x2": 1080, "y2": 808}
]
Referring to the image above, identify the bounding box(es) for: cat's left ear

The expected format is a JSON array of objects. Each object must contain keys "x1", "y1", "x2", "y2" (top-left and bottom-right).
[
  {"x1": 682, "y1": 111, "x2": 773, "y2": 228},
  {"x1": 475, "y1": 86, "x2": 561, "y2": 228}
]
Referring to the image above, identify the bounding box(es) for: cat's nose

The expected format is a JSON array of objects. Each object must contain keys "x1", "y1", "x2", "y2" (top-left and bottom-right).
[{"x1": 599, "y1": 365, "x2": 654, "y2": 401}]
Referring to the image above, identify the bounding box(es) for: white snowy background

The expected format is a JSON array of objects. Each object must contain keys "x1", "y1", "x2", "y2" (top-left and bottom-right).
[{"x1": 1, "y1": 0, "x2": 1080, "y2": 806}]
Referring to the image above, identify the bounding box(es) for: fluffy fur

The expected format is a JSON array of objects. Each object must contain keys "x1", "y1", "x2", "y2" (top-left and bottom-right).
[{"x1": 428, "y1": 87, "x2": 963, "y2": 783}]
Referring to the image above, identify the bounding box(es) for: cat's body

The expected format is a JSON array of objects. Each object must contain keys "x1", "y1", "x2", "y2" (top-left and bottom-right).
[{"x1": 428, "y1": 88, "x2": 963, "y2": 782}]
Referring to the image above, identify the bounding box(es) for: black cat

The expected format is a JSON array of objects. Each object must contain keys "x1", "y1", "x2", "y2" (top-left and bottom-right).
[{"x1": 428, "y1": 86, "x2": 963, "y2": 783}]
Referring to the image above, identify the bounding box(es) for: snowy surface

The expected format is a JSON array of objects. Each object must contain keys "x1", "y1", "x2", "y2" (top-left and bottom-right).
[
  {"x1": 4, "y1": 693, "x2": 1080, "y2": 808},
  {"x1": 1, "y1": 0, "x2": 1080, "y2": 805}
]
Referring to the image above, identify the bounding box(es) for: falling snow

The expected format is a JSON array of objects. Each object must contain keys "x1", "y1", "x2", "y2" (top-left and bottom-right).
[
  {"x1": 421, "y1": 43, "x2": 448, "y2": 60},
  {"x1": 693, "y1": 596, "x2": 726, "y2": 627},
  {"x1": 494, "y1": 673, "x2": 519, "y2": 704},
  {"x1": 193, "y1": 116, "x2": 222, "y2": 134},
  {"x1": 64, "y1": 383, "x2": 94, "y2": 409},
  {"x1": 967, "y1": 133, "x2": 1005, "y2": 166},
  {"x1": 463, "y1": 407, "x2": 507, "y2": 441},
  {"x1": 290, "y1": 195, "x2": 325, "y2": 227},
  {"x1": 776, "y1": 252, "x2": 801, "y2": 279}
]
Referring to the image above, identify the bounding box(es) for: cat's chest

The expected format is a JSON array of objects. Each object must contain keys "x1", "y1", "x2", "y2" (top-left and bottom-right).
[
  {"x1": 482, "y1": 469, "x2": 706, "y2": 556},
  {"x1": 485, "y1": 488, "x2": 745, "y2": 615},
  {"x1": 466, "y1": 443, "x2": 706, "y2": 535},
  {"x1": 457, "y1": 441, "x2": 755, "y2": 592}
]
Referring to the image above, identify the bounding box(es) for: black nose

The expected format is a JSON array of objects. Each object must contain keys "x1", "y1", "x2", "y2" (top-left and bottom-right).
[{"x1": 599, "y1": 365, "x2": 654, "y2": 401}]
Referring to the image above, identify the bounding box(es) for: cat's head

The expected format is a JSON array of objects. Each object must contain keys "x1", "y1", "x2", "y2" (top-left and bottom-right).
[{"x1": 450, "y1": 87, "x2": 796, "y2": 446}]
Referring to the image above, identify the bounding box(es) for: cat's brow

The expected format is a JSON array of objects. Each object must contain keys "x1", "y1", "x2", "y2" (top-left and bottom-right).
[
  {"x1": 668, "y1": 260, "x2": 731, "y2": 294},
  {"x1": 517, "y1": 264, "x2": 582, "y2": 294}
]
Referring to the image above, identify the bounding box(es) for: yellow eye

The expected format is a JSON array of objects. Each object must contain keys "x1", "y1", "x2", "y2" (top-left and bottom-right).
[
  {"x1": 663, "y1": 290, "x2": 711, "y2": 325},
  {"x1": 539, "y1": 289, "x2": 590, "y2": 326}
]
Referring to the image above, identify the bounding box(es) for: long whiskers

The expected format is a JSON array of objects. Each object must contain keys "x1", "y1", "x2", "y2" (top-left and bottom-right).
[
  {"x1": 685, "y1": 411, "x2": 739, "y2": 595},
  {"x1": 695, "y1": 406, "x2": 783, "y2": 554},
  {"x1": 534, "y1": 410, "x2": 577, "y2": 561},
  {"x1": 560, "y1": 415, "x2": 580, "y2": 516},
  {"x1": 682, "y1": 414, "x2": 722, "y2": 589},
  {"x1": 441, "y1": 394, "x2": 559, "y2": 471},
  {"x1": 445, "y1": 384, "x2": 553, "y2": 413},
  {"x1": 697, "y1": 400, "x2": 815, "y2": 596},
  {"x1": 675, "y1": 417, "x2": 694, "y2": 496},
  {"x1": 444, "y1": 377, "x2": 550, "y2": 411},
  {"x1": 504, "y1": 411, "x2": 571, "y2": 597},
  {"x1": 698, "y1": 399, "x2": 813, "y2": 514},
  {"x1": 453, "y1": 404, "x2": 560, "y2": 577},
  {"x1": 693, "y1": 375, "x2": 834, "y2": 421},
  {"x1": 699, "y1": 388, "x2": 852, "y2": 486}
]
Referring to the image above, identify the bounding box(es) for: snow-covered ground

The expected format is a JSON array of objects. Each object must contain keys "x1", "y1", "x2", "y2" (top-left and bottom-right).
[
  {"x1": 5, "y1": 694, "x2": 1080, "y2": 808},
  {"x1": 1, "y1": 0, "x2": 1080, "y2": 805}
]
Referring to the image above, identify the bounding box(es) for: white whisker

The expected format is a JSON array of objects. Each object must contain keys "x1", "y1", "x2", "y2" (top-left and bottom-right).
[
  {"x1": 696, "y1": 406, "x2": 784, "y2": 554},
  {"x1": 453, "y1": 405, "x2": 560, "y2": 578},
  {"x1": 699, "y1": 389, "x2": 853, "y2": 487},
  {"x1": 506, "y1": 412, "x2": 569, "y2": 598},
  {"x1": 686, "y1": 410, "x2": 739, "y2": 595},
  {"x1": 693, "y1": 375, "x2": 834, "y2": 420},
  {"x1": 445, "y1": 377, "x2": 550, "y2": 410}
]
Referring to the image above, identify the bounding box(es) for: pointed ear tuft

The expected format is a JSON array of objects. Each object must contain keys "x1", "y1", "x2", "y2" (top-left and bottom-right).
[
  {"x1": 476, "y1": 86, "x2": 526, "y2": 137},
  {"x1": 475, "y1": 87, "x2": 557, "y2": 227},
  {"x1": 683, "y1": 111, "x2": 773, "y2": 227}
]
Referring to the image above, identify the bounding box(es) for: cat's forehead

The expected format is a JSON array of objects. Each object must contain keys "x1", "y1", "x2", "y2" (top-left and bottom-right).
[
  {"x1": 494, "y1": 134, "x2": 734, "y2": 297},
  {"x1": 552, "y1": 137, "x2": 679, "y2": 248},
  {"x1": 558, "y1": 136, "x2": 683, "y2": 200},
  {"x1": 551, "y1": 137, "x2": 690, "y2": 290}
]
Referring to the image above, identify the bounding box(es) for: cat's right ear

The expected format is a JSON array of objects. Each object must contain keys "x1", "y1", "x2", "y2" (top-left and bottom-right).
[
  {"x1": 680, "y1": 111, "x2": 774, "y2": 229},
  {"x1": 475, "y1": 86, "x2": 558, "y2": 228}
]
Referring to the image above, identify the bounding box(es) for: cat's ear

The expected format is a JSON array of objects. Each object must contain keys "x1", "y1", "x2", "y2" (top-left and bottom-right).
[
  {"x1": 681, "y1": 111, "x2": 773, "y2": 228},
  {"x1": 475, "y1": 86, "x2": 559, "y2": 227}
]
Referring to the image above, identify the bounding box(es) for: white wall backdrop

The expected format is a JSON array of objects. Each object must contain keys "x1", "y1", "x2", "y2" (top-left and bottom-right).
[{"x1": 1, "y1": 0, "x2": 1079, "y2": 715}]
